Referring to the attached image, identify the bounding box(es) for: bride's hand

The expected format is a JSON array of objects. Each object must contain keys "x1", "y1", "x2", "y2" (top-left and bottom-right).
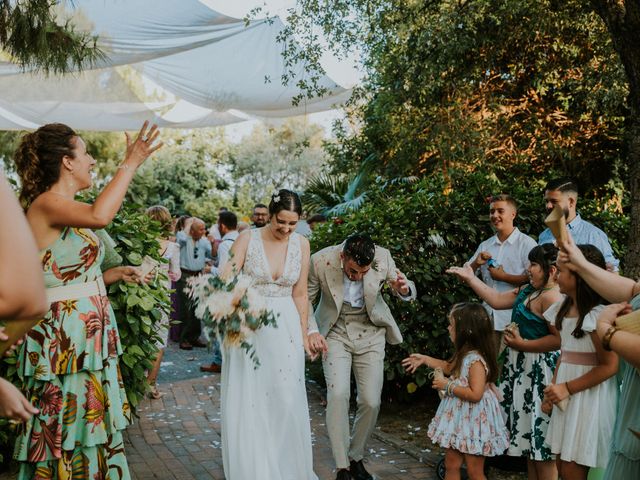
[{"x1": 303, "y1": 335, "x2": 318, "y2": 361}]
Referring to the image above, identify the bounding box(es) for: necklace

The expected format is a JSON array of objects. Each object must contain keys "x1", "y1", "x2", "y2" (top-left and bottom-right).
[{"x1": 47, "y1": 190, "x2": 75, "y2": 199}]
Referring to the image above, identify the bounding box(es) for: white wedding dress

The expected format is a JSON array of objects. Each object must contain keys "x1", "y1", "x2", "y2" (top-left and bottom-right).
[{"x1": 221, "y1": 229, "x2": 318, "y2": 480}]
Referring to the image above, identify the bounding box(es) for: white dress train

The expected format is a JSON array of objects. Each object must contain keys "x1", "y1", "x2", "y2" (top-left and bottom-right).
[{"x1": 221, "y1": 229, "x2": 318, "y2": 480}]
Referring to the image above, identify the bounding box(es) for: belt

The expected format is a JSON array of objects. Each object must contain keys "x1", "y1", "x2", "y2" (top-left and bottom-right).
[
  {"x1": 181, "y1": 268, "x2": 202, "y2": 276},
  {"x1": 46, "y1": 277, "x2": 107, "y2": 304},
  {"x1": 560, "y1": 350, "x2": 599, "y2": 366}
]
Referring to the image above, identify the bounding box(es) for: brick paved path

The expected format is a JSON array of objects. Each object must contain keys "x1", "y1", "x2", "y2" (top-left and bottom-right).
[{"x1": 124, "y1": 343, "x2": 438, "y2": 480}]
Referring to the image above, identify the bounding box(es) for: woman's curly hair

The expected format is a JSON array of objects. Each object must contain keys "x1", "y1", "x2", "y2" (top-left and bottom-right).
[{"x1": 14, "y1": 123, "x2": 77, "y2": 208}]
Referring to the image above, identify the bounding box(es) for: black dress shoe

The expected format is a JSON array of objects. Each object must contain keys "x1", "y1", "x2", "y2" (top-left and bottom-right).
[
  {"x1": 191, "y1": 340, "x2": 207, "y2": 348},
  {"x1": 350, "y1": 460, "x2": 373, "y2": 480},
  {"x1": 336, "y1": 469, "x2": 352, "y2": 480}
]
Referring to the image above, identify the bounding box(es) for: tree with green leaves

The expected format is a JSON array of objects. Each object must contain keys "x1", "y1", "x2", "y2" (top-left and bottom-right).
[
  {"x1": 0, "y1": 0, "x2": 103, "y2": 74},
  {"x1": 229, "y1": 118, "x2": 330, "y2": 205},
  {"x1": 282, "y1": 0, "x2": 640, "y2": 271}
]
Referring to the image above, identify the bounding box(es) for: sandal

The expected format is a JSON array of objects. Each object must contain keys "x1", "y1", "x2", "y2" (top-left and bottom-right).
[{"x1": 148, "y1": 383, "x2": 163, "y2": 399}]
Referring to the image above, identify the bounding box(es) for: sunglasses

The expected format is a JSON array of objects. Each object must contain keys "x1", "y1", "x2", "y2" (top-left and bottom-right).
[{"x1": 194, "y1": 246, "x2": 199, "y2": 259}]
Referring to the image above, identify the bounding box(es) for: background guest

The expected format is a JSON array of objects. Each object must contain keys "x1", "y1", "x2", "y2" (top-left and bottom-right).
[
  {"x1": 145, "y1": 205, "x2": 181, "y2": 398},
  {"x1": 176, "y1": 217, "x2": 212, "y2": 350},
  {"x1": 539, "y1": 177, "x2": 619, "y2": 271},
  {"x1": 251, "y1": 203, "x2": 269, "y2": 228}
]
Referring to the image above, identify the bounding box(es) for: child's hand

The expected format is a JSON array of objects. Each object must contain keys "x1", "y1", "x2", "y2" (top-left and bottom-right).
[
  {"x1": 402, "y1": 354, "x2": 427, "y2": 374},
  {"x1": 432, "y1": 375, "x2": 449, "y2": 391},
  {"x1": 503, "y1": 328, "x2": 525, "y2": 350},
  {"x1": 541, "y1": 398, "x2": 553, "y2": 415},
  {"x1": 543, "y1": 382, "x2": 570, "y2": 404}
]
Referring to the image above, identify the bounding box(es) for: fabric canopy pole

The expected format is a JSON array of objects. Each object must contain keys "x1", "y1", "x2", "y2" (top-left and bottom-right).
[{"x1": 0, "y1": 0, "x2": 351, "y2": 130}]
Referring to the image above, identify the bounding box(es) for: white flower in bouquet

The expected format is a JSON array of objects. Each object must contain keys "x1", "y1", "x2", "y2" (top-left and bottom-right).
[
  {"x1": 186, "y1": 270, "x2": 277, "y2": 368},
  {"x1": 246, "y1": 287, "x2": 266, "y2": 317}
]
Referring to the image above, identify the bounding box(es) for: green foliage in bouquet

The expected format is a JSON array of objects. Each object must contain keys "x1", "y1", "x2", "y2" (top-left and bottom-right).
[{"x1": 186, "y1": 271, "x2": 278, "y2": 368}]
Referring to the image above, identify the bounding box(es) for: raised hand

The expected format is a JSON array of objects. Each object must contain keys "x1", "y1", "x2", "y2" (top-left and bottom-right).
[
  {"x1": 446, "y1": 264, "x2": 475, "y2": 283},
  {"x1": 597, "y1": 302, "x2": 631, "y2": 340},
  {"x1": 122, "y1": 121, "x2": 163, "y2": 169},
  {"x1": 388, "y1": 269, "x2": 410, "y2": 295},
  {"x1": 556, "y1": 232, "x2": 586, "y2": 272},
  {"x1": 475, "y1": 251, "x2": 492, "y2": 266}
]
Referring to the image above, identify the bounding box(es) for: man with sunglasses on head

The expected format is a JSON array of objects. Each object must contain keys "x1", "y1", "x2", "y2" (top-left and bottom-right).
[{"x1": 176, "y1": 217, "x2": 213, "y2": 350}]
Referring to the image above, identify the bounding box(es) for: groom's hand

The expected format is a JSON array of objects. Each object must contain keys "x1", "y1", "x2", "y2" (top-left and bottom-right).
[{"x1": 308, "y1": 332, "x2": 328, "y2": 359}]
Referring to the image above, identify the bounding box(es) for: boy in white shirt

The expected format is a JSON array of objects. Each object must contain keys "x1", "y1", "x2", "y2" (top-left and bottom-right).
[{"x1": 468, "y1": 195, "x2": 537, "y2": 343}]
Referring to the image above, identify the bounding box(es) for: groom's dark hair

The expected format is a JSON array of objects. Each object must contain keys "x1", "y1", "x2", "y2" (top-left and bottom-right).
[{"x1": 343, "y1": 233, "x2": 375, "y2": 266}]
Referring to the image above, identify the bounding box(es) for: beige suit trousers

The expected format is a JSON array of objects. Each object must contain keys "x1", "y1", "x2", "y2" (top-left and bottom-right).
[{"x1": 323, "y1": 303, "x2": 386, "y2": 469}]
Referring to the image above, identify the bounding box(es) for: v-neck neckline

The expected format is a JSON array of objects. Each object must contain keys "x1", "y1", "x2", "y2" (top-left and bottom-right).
[{"x1": 257, "y1": 229, "x2": 292, "y2": 282}]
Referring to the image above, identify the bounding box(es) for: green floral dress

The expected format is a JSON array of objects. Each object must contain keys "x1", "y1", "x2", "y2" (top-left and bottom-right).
[
  {"x1": 499, "y1": 285, "x2": 558, "y2": 461},
  {"x1": 14, "y1": 227, "x2": 131, "y2": 480}
]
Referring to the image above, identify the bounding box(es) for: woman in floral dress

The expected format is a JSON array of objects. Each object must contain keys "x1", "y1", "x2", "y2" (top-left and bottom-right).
[{"x1": 13, "y1": 122, "x2": 161, "y2": 479}]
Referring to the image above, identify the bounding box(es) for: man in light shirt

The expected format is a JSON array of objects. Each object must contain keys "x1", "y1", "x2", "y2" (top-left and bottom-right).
[
  {"x1": 176, "y1": 217, "x2": 213, "y2": 350},
  {"x1": 468, "y1": 195, "x2": 536, "y2": 343},
  {"x1": 538, "y1": 177, "x2": 619, "y2": 271},
  {"x1": 307, "y1": 233, "x2": 416, "y2": 480}
]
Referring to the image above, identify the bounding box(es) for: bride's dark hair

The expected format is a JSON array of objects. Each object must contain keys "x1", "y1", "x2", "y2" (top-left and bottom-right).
[{"x1": 269, "y1": 189, "x2": 302, "y2": 217}]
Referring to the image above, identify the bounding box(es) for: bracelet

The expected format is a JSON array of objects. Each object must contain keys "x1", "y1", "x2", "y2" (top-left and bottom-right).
[
  {"x1": 602, "y1": 326, "x2": 619, "y2": 351},
  {"x1": 445, "y1": 380, "x2": 455, "y2": 397},
  {"x1": 565, "y1": 382, "x2": 572, "y2": 396}
]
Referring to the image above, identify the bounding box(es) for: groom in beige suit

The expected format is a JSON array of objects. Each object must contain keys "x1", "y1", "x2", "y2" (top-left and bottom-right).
[{"x1": 308, "y1": 233, "x2": 416, "y2": 480}]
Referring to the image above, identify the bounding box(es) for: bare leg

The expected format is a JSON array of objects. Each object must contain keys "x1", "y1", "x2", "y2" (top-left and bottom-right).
[
  {"x1": 532, "y1": 459, "x2": 558, "y2": 480},
  {"x1": 444, "y1": 448, "x2": 464, "y2": 480},
  {"x1": 527, "y1": 459, "x2": 539, "y2": 480},
  {"x1": 147, "y1": 348, "x2": 164, "y2": 399},
  {"x1": 464, "y1": 453, "x2": 486, "y2": 480},
  {"x1": 558, "y1": 460, "x2": 588, "y2": 480}
]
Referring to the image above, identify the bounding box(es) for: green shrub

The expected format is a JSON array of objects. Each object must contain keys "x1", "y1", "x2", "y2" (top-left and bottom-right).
[{"x1": 309, "y1": 167, "x2": 627, "y2": 399}]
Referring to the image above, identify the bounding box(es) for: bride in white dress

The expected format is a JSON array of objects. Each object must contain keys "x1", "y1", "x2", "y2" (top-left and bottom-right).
[{"x1": 220, "y1": 189, "x2": 318, "y2": 480}]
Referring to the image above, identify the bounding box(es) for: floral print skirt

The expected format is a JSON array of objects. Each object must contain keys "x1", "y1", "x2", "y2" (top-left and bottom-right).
[
  {"x1": 499, "y1": 348, "x2": 558, "y2": 461},
  {"x1": 14, "y1": 356, "x2": 131, "y2": 480}
]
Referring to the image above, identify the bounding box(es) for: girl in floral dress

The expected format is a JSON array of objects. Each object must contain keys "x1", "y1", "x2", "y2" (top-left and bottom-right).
[
  {"x1": 542, "y1": 245, "x2": 618, "y2": 480},
  {"x1": 403, "y1": 303, "x2": 509, "y2": 480},
  {"x1": 448, "y1": 244, "x2": 563, "y2": 480},
  {"x1": 13, "y1": 122, "x2": 161, "y2": 479}
]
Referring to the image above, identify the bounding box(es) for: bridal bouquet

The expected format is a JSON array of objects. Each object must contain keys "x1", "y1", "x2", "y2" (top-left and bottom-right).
[{"x1": 186, "y1": 272, "x2": 278, "y2": 368}]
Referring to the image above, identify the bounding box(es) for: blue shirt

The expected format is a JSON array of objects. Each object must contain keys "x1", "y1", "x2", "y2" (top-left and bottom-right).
[
  {"x1": 538, "y1": 213, "x2": 619, "y2": 271},
  {"x1": 176, "y1": 231, "x2": 212, "y2": 271}
]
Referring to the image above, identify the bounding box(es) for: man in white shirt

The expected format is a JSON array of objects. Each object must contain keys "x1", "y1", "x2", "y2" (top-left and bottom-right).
[
  {"x1": 307, "y1": 234, "x2": 416, "y2": 480},
  {"x1": 201, "y1": 211, "x2": 239, "y2": 374},
  {"x1": 468, "y1": 195, "x2": 537, "y2": 340}
]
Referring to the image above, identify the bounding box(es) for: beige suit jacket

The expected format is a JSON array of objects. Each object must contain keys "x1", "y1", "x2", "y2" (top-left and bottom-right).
[{"x1": 307, "y1": 244, "x2": 416, "y2": 345}]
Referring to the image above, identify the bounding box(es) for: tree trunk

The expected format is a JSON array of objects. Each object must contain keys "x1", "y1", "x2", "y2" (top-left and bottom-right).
[{"x1": 591, "y1": 1, "x2": 640, "y2": 278}]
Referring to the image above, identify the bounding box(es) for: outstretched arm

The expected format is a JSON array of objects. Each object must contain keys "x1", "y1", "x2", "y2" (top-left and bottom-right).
[
  {"x1": 557, "y1": 233, "x2": 637, "y2": 302},
  {"x1": 447, "y1": 264, "x2": 518, "y2": 310},
  {"x1": 29, "y1": 122, "x2": 162, "y2": 230}
]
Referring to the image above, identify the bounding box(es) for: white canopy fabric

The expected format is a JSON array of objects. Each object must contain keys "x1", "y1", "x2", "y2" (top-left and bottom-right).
[{"x1": 0, "y1": 0, "x2": 351, "y2": 130}]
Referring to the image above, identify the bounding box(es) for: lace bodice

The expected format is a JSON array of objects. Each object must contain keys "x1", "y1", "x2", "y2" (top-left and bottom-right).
[{"x1": 243, "y1": 229, "x2": 302, "y2": 297}]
